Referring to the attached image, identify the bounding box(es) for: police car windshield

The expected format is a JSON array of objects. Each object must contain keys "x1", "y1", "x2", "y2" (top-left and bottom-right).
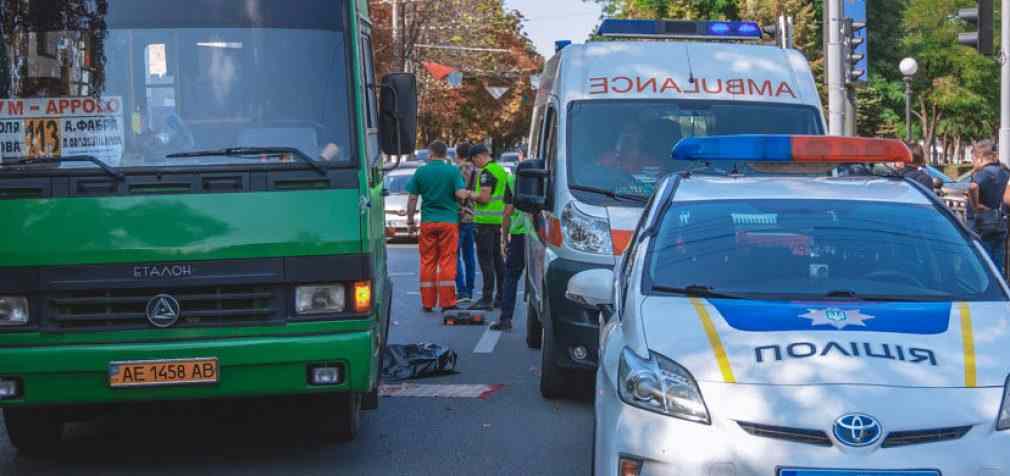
[
  {"x1": 568, "y1": 100, "x2": 822, "y2": 204},
  {"x1": 0, "y1": 0, "x2": 353, "y2": 172},
  {"x1": 647, "y1": 199, "x2": 1004, "y2": 302}
]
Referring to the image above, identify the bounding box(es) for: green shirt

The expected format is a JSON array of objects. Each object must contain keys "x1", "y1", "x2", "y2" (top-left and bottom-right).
[{"x1": 406, "y1": 159, "x2": 466, "y2": 224}]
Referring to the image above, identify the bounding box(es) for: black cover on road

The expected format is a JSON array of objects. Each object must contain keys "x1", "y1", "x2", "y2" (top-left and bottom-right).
[{"x1": 382, "y1": 343, "x2": 458, "y2": 381}]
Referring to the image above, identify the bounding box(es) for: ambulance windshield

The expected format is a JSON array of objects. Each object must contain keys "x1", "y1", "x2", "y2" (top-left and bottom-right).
[
  {"x1": 567, "y1": 100, "x2": 823, "y2": 202},
  {"x1": 0, "y1": 0, "x2": 354, "y2": 171}
]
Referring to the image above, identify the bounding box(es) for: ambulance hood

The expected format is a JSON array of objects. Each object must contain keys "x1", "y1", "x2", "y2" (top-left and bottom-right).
[
  {"x1": 569, "y1": 41, "x2": 820, "y2": 107},
  {"x1": 640, "y1": 297, "x2": 1010, "y2": 388}
]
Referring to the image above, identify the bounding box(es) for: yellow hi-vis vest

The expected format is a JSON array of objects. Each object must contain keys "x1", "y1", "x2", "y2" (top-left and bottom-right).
[
  {"x1": 473, "y1": 162, "x2": 508, "y2": 225},
  {"x1": 507, "y1": 174, "x2": 529, "y2": 236}
]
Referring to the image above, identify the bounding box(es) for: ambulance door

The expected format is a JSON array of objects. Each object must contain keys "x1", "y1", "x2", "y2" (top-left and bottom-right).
[{"x1": 527, "y1": 101, "x2": 559, "y2": 311}]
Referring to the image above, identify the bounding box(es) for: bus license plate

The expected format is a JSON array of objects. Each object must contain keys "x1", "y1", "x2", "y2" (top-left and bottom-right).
[{"x1": 109, "y1": 358, "x2": 219, "y2": 388}]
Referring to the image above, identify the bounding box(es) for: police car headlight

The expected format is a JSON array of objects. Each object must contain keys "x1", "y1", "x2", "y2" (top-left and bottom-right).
[
  {"x1": 0, "y1": 297, "x2": 29, "y2": 326},
  {"x1": 295, "y1": 284, "x2": 346, "y2": 315},
  {"x1": 998, "y1": 376, "x2": 1010, "y2": 431},
  {"x1": 561, "y1": 202, "x2": 612, "y2": 255},
  {"x1": 618, "y1": 347, "x2": 710, "y2": 424}
]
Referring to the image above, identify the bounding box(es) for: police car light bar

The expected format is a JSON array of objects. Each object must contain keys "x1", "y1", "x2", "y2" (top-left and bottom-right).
[
  {"x1": 597, "y1": 19, "x2": 763, "y2": 41},
  {"x1": 671, "y1": 135, "x2": 912, "y2": 164}
]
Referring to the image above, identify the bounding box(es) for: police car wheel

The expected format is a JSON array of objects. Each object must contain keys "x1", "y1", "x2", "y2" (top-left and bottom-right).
[
  {"x1": 525, "y1": 296, "x2": 542, "y2": 349},
  {"x1": 3, "y1": 408, "x2": 64, "y2": 456},
  {"x1": 315, "y1": 392, "x2": 361, "y2": 442}
]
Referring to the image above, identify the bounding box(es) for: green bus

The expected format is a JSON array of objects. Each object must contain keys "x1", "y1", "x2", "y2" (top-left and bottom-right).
[{"x1": 0, "y1": 0, "x2": 416, "y2": 453}]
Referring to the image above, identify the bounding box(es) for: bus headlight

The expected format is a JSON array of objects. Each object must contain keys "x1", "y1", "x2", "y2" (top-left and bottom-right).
[
  {"x1": 562, "y1": 202, "x2": 612, "y2": 255},
  {"x1": 618, "y1": 347, "x2": 710, "y2": 424},
  {"x1": 0, "y1": 297, "x2": 29, "y2": 326},
  {"x1": 295, "y1": 285, "x2": 346, "y2": 315}
]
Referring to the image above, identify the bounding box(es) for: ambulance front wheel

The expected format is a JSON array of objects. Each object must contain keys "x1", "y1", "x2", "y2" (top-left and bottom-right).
[{"x1": 3, "y1": 407, "x2": 64, "y2": 456}]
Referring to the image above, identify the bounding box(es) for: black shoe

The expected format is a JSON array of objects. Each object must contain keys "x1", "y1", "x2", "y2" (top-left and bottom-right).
[
  {"x1": 490, "y1": 320, "x2": 513, "y2": 331},
  {"x1": 423, "y1": 307, "x2": 434, "y2": 313},
  {"x1": 441, "y1": 306, "x2": 458, "y2": 312},
  {"x1": 472, "y1": 299, "x2": 494, "y2": 310}
]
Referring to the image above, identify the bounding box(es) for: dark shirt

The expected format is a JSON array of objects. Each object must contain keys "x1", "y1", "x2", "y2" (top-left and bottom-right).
[
  {"x1": 479, "y1": 169, "x2": 498, "y2": 191},
  {"x1": 902, "y1": 166, "x2": 934, "y2": 190},
  {"x1": 973, "y1": 163, "x2": 1009, "y2": 211}
]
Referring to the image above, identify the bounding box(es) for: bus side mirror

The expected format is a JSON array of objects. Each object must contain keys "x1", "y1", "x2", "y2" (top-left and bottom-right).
[
  {"x1": 379, "y1": 73, "x2": 418, "y2": 156},
  {"x1": 515, "y1": 159, "x2": 548, "y2": 213}
]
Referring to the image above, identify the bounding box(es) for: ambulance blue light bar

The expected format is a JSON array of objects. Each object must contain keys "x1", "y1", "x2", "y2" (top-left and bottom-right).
[
  {"x1": 597, "y1": 19, "x2": 763, "y2": 40},
  {"x1": 671, "y1": 135, "x2": 912, "y2": 164}
]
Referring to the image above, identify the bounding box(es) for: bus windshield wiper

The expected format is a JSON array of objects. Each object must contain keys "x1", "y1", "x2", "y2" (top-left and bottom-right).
[
  {"x1": 570, "y1": 185, "x2": 648, "y2": 203},
  {"x1": 0, "y1": 155, "x2": 124, "y2": 181},
  {"x1": 652, "y1": 284, "x2": 747, "y2": 300},
  {"x1": 167, "y1": 147, "x2": 326, "y2": 176}
]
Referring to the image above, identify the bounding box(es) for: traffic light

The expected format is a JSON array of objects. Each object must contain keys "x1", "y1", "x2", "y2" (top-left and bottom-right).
[
  {"x1": 958, "y1": 0, "x2": 994, "y2": 56},
  {"x1": 841, "y1": 18, "x2": 867, "y2": 84}
]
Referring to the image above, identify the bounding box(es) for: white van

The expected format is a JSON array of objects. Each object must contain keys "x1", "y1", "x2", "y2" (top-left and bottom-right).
[{"x1": 513, "y1": 19, "x2": 827, "y2": 399}]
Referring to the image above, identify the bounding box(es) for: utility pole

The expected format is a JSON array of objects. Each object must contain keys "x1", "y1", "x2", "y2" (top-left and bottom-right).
[
  {"x1": 1002, "y1": 0, "x2": 1009, "y2": 166},
  {"x1": 391, "y1": 0, "x2": 402, "y2": 71},
  {"x1": 826, "y1": 0, "x2": 845, "y2": 136}
]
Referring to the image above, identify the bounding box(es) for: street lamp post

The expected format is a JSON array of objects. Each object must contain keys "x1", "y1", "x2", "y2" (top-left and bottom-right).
[{"x1": 900, "y1": 57, "x2": 919, "y2": 143}]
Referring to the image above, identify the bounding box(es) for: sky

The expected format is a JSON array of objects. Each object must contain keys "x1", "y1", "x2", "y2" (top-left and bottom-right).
[{"x1": 503, "y1": 0, "x2": 604, "y2": 58}]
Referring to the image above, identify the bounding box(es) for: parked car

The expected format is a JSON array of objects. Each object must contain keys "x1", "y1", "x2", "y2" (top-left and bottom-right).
[
  {"x1": 499, "y1": 152, "x2": 520, "y2": 175},
  {"x1": 384, "y1": 168, "x2": 420, "y2": 241}
]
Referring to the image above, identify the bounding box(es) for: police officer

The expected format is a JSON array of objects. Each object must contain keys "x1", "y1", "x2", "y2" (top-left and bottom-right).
[
  {"x1": 970, "y1": 140, "x2": 1009, "y2": 274},
  {"x1": 469, "y1": 144, "x2": 508, "y2": 309},
  {"x1": 491, "y1": 173, "x2": 530, "y2": 331},
  {"x1": 902, "y1": 143, "x2": 934, "y2": 190}
]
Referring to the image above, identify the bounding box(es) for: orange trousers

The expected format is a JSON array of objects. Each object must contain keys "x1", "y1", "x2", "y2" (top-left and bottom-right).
[{"x1": 419, "y1": 222, "x2": 459, "y2": 309}]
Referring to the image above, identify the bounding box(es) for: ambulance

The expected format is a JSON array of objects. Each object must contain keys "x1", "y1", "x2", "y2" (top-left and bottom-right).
[{"x1": 513, "y1": 19, "x2": 827, "y2": 398}]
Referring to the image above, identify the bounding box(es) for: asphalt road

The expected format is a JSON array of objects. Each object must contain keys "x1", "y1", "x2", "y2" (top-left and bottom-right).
[{"x1": 0, "y1": 244, "x2": 593, "y2": 476}]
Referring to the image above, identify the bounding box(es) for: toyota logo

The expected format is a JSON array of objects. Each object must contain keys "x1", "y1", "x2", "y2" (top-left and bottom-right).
[
  {"x1": 146, "y1": 294, "x2": 181, "y2": 328},
  {"x1": 833, "y1": 413, "x2": 883, "y2": 448}
]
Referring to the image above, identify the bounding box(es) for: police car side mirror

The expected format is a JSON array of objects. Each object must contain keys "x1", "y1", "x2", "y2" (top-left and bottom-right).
[
  {"x1": 932, "y1": 177, "x2": 944, "y2": 191},
  {"x1": 566, "y1": 269, "x2": 615, "y2": 309},
  {"x1": 379, "y1": 73, "x2": 418, "y2": 156},
  {"x1": 516, "y1": 159, "x2": 548, "y2": 213}
]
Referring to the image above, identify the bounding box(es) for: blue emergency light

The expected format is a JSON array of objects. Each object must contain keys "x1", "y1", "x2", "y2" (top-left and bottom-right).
[
  {"x1": 597, "y1": 19, "x2": 763, "y2": 40},
  {"x1": 671, "y1": 135, "x2": 912, "y2": 164}
]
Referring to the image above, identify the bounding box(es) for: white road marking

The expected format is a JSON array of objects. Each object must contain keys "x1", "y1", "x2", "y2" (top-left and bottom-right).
[
  {"x1": 473, "y1": 327, "x2": 502, "y2": 354},
  {"x1": 390, "y1": 272, "x2": 416, "y2": 277},
  {"x1": 380, "y1": 383, "x2": 504, "y2": 399},
  {"x1": 406, "y1": 291, "x2": 420, "y2": 295}
]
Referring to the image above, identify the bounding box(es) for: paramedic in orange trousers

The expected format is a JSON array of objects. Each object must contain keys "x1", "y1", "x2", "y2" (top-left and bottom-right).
[{"x1": 406, "y1": 141, "x2": 472, "y2": 312}]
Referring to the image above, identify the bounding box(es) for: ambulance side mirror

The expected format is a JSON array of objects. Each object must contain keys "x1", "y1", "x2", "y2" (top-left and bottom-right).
[
  {"x1": 379, "y1": 73, "x2": 418, "y2": 156},
  {"x1": 566, "y1": 269, "x2": 615, "y2": 309},
  {"x1": 515, "y1": 159, "x2": 548, "y2": 213}
]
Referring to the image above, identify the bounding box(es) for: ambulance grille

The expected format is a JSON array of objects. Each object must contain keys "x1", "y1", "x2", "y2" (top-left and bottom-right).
[
  {"x1": 881, "y1": 425, "x2": 972, "y2": 448},
  {"x1": 737, "y1": 421, "x2": 832, "y2": 447},
  {"x1": 46, "y1": 286, "x2": 282, "y2": 330}
]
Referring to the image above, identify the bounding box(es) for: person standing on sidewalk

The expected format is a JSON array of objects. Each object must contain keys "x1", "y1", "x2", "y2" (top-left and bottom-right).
[
  {"x1": 491, "y1": 173, "x2": 530, "y2": 331},
  {"x1": 406, "y1": 141, "x2": 472, "y2": 312},
  {"x1": 454, "y1": 142, "x2": 477, "y2": 304},
  {"x1": 469, "y1": 144, "x2": 508, "y2": 309},
  {"x1": 970, "y1": 140, "x2": 1009, "y2": 275}
]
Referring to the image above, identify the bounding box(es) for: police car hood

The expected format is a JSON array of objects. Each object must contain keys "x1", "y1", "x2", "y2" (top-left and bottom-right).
[{"x1": 641, "y1": 297, "x2": 1010, "y2": 388}]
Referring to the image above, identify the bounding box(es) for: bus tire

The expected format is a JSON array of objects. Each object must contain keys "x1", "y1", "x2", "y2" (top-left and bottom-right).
[
  {"x1": 3, "y1": 408, "x2": 64, "y2": 456},
  {"x1": 525, "y1": 296, "x2": 542, "y2": 349},
  {"x1": 317, "y1": 393, "x2": 361, "y2": 442}
]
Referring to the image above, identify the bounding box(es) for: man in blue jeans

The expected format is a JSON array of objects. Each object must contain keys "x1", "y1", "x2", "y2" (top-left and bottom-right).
[
  {"x1": 970, "y1": 140, "x2": 1009, "y2": 275},
  {"x1": 491, "y1": 174, "x2": 529, "y2": 331},
  {"x1": 455, "y1": 143, "x2": 477, "y2": 302}
]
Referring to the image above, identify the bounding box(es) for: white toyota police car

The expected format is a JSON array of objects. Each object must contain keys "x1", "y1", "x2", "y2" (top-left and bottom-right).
[{"x1": 567, "y1": 135, "x2": 1010, "y2": 476}]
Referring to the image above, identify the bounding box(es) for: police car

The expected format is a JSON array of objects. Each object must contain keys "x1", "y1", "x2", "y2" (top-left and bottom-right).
[{"x1": 564, "y1": 135, "x2": 1010, "y2": 475}]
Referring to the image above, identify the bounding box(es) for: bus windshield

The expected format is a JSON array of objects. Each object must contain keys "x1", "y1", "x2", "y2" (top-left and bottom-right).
[
  {"x1": 0, "y1": 0, "x2": 354, "y2": 171},
  {"x1": 567, "y1": 100, "x2": 823, "y2": 203}
]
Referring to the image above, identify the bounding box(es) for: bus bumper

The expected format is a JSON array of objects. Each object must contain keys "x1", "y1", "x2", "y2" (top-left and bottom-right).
[{"x1": 0, "y1": 330, "x2": 375, "y2": 407}]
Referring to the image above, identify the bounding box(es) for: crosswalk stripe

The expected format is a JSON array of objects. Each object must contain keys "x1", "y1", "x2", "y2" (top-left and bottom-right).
[
  {"x1": 473, "y1": 327, "x2": 502, "y2": 354},
  {"x1": 379, "y1": 383, "x2": 504, "y2": 399}
]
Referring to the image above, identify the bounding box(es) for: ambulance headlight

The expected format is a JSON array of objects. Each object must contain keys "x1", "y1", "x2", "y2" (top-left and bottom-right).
[
  {"x1": 618, "y1": 348, "x2": 710, "y2": 424},
  {"x1": 998, "y1": 376, "x2": 1010, "y2": 431},
  {"x1": 561, "y1": 202, "x2": 612, "y2": 255},
  {"x1": 0, "y1": 297, "x2": 29, "y2": 326}
]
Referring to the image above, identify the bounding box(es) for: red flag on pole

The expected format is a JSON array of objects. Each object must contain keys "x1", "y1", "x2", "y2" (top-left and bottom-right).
[{"x1": 422, "y1": 62, "x2": 458, "y2": 81}]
